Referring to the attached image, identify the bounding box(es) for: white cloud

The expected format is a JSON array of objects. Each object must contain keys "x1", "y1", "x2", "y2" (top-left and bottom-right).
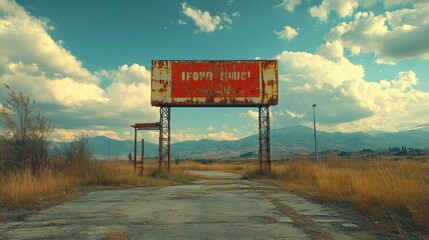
[
  {"x1": 207, "y1": 125, "x2": 214, "y2": 132},
  {"x1": 222, "y1": 122, "x2": 229, "y2": 129},
  {"x1": 181, "y1": 2, "x2": 222, "y2": 33},
  {"x1": 309, "y1": 0, "x2": 359, "y2": 21},
  {"x1": 274, "y1": 50, "x2": 429, "y2": 132},
  {"x1": 171, "y1": 129, "x2": 239, "y2": 142},
  {"x1": 232, "y1": 12, "x2": 240, "y2": 17},
  {"x1": 100, "y1": 63, "x2": 151, "y2": 85},
  {"x1": 239, "y1": 110, "x2": 259, "y2": 121},
  {"x1": 326, "y1": 7, "x2": 429, "y2": 63},
  {"x1": 274, "y1": 25, "x2": 299, "y2": 41},
  {"x1": 0, "y1": 1, "x2": 98, "y2": 83},
  {"x1": 391, "y1": 71, "x2": 418, "y2": 92},
  {"x1": 50, "y1": 129, "x2": 122, "y2": 142},
  {"x1": 276, "y1": 0, "x2": 302, "y2": 12},
  {"x1": 177, "y1": 19, "x2": 186, "y2": 25},
  {"x1": 0, "y1": 1, "x2": 159, "y2": 141},
  {"x1": 221, "y1": 12, "x2": 233, "y2": 25},
  {"x1": 286, "y1": 109, "x2": 305, "y2": 118},
  {"x1": 317, "y1": 40, "x2": 344, "y2": 60}
]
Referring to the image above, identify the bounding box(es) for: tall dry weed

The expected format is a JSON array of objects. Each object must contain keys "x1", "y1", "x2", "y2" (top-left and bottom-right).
[{"x1": 0, "y1": 168, "x2": 69, "y2": 207}]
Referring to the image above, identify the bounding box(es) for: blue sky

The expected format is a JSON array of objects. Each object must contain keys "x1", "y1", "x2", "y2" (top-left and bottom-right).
[{"x1": 0, "y1": 0, "x2": 428, "y2": 142}]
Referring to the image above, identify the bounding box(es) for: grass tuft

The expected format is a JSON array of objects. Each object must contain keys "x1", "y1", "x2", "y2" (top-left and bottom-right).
[{"x1": 104, "y1": 229, "x2": 131, "y2": 240}]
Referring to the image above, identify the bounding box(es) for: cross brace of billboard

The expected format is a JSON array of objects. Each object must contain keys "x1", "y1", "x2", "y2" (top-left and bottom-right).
[
  {"x1": 258, "y1": 106, "x2": 271, "y2": 172},
  {"x1": 159, "y1": 107, "x2": 171, "y2": 172}
]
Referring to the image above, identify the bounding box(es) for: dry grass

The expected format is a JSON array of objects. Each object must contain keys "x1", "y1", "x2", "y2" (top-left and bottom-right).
[
  {"x1": 2, "y1": 156, "x2": 428, "y2": 237},
  {"x1": 245, "y1": 156, "x2": 429, "y2": 235},
  {"x1": 104, "y1": 229, "x2": 131, "y2": 240},
  {"x1": 0, "y1": 168, "x2": 70, "y2": 207},
  {"x1": 0, "y1": 160, "x2": 198, "y2": 210},
  {"x1": 71, "y1": 161, "x2": 143, "y2": 187},
  {"x1": 173, "y1": 160, "x2": 245, "y2": 172}
]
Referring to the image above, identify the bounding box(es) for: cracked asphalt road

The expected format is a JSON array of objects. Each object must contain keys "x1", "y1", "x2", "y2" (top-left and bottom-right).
[{"x1": 0, "y1": 171, "x2": 368, "y2": 239}]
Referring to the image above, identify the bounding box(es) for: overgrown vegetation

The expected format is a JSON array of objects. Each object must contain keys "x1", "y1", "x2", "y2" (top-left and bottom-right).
[
  {"x1": 0, "y1": 86, "x2": 196, "y2": 213},
  {"x1": 245, "y1": 156, "x2": 429, "y2": 236},
  {"x1": 0, "y1": 84, "x2": 54, "y2": 172}
]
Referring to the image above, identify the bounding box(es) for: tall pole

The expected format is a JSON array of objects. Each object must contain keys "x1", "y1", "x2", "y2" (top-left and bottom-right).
[
  {"x1": 107, "y1": 141, "x2": 110, "y2": 159},
  {"x1": 312, "y1": 104, "x2": 318, "y2": 161},
  {"x1": 134, "y1": 128, "x2": 137, "y2": 170}
]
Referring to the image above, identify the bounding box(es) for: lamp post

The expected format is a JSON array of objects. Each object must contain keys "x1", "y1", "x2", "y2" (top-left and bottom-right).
[{"x1": 312, "y1": 104, "x2": 318, "y2": 161}]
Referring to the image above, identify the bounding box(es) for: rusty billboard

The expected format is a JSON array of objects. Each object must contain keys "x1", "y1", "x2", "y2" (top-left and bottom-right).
[{"x1": 151, "y1": 60, "x2": 278, "y2": 107}]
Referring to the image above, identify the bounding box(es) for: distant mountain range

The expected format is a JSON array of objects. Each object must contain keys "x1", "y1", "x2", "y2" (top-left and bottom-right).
[{"x1": 51, "y1": 125, "x2": 429, "y2": 159}]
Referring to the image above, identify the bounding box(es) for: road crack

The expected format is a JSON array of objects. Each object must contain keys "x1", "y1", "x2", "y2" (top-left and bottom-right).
[{"x1": 268, "y1": 196, "x2": 332, "y2": 240}]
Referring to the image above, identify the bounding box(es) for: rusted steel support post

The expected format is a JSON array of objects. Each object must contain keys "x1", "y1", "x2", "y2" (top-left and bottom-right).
[
  {"x1": 134, "y1": 127, "x2": 137, "y2": 171},
  {"x1": 258, "y1": 106, "x2": 271, "y2": 173},
  {"x1": 159, "y1": 107, "x2": 171, "y2": 173},
  {"x1": 140, "y1": 139, "x2": 144, "y2": 176}
]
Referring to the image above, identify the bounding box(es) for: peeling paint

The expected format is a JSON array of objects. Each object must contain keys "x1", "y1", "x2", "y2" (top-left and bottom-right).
[{"x1": 151, "y1": 60, "x2": 278, "y2": 107}]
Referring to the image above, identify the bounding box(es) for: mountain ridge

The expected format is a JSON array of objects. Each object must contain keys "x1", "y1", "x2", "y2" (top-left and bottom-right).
[{"x1": 53, "y1": 126, "x2": 429, "y2": 159}]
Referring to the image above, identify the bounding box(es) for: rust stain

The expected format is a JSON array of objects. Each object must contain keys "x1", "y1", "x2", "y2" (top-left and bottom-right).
[{"x1": 151, "y1": 60, "x2": 278, "y2": 107}]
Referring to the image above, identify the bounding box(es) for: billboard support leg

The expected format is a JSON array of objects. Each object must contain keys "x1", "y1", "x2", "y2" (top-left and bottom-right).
[
  {"x1": 134, "y1": 127, "x2": 137, "y2": 171},
  {"x1": 159, "y1": 106, "x2": 171, "y2": 173},
  {"x1": 258, "y1": 106, "x2": 271, "y2": 173}
]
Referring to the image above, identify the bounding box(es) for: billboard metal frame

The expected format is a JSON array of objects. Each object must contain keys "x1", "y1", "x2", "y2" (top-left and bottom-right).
[{"x1": 150, "y1": 60, "x2": 277, "y2": 173}]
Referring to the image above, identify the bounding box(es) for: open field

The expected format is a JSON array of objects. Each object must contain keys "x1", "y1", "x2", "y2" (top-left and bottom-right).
[
  {"x1": 245, "y1": 156, "x2": 429, "y2": 238},
  {"x1": 1, "y1": 157, "x2": 428, "y2": 239}
]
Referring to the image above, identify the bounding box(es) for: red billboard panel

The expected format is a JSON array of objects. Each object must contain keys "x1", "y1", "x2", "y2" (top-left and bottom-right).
[
  {"x1": 171, "y1": 61, "x2": 260, "y2": 98},
  {"x1": 151, "y1": 60, "x2": 278, "y2": 107}
]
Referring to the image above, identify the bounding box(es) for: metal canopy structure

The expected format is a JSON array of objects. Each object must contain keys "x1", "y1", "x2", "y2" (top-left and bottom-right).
[
  {"x1": 149, "y1": 60, "x2": 278, "y2": 173},
  {"x1": 131, "y1": 122, "x2": 160, "y2": 175}
]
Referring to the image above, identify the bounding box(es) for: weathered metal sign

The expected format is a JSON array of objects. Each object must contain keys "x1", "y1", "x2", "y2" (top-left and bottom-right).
[{"x1": 151, "y1": 60, "x2": 278, "y2": 107}]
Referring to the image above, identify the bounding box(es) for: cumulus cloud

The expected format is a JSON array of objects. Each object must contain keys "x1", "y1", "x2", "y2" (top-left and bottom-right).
[
  {"x1": 181, "y1": 2, "x2": 222, "y2": 32},
  {"x1": 0, "y1": 1, "x2": 158, "y2": 141},
  {"x1": 239, "y1": 110, "x2": 259, "y2": 121},
  {"x1": 0, "y1": 1, "x2": 98, "y2": 83},
  {"x1": 309, "y1": 0, "x2": 359, "y2": 21},
  {"x1": 390, "y1": 71, "x2": 418, "y2": 92},
  {"x1": 317, "y1": 40, "x2": 344, "y2": 61},
  {"x1": 274, "y1": 51, "x2": 429, "y2": 132},
  {"x1": 326, "y1": 5, "x2": 429, "y2": 63},
  {"x1": 0, "y1": 1, "x2": 107, "y2": 108},
  {"x1": 274, "y1": 25, "x2": 299, "y2": 41},
  {"x1": 275, "y1": 0, "x2": 302, "y2": 12}
]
